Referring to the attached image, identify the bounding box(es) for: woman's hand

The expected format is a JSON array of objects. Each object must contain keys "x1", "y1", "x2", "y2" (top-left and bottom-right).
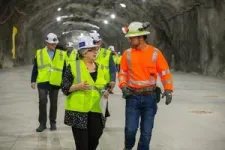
[
  {"x1": 103, "y1": 90, "x2": 109, "y2": 99},
  {"x1": 69, "y1": 81, "x2": 90, "y2": 92},
  {"x1": 76, "y1": 81, "x2": 90, "y2": 90}
]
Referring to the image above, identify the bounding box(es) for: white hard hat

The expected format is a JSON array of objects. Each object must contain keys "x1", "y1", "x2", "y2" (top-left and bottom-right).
[
  {"x1": 78, "y1": 36, "x2": 99, "y2": 50},
  {"x1": 89, "y1": 32, "x2": 101, "y2": 42},
  {"x1": 108, "y1": 45, "x2": 115, "y2": 51},
  {"x1": 45, "y1": 33, "x2": 59, "y2": 44},
  {"x1": 66, "y1": 42, "x2": 74, "y2": 48},
  {"x1": 118, "y1": 52, "x2": 121, "y2": 55},
  {"x1": 124, "y1": 22, "x2": 150, "y2": 38}
]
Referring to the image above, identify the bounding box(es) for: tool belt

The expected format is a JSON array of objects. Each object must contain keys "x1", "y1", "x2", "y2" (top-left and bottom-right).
[{"x1": 128, "y1": 86, "x2": 156, "y2": 95}]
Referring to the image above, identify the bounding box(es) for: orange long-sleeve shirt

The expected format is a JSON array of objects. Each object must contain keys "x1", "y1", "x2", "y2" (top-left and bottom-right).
[{"x1": 118, "y1": 45, "x2": 173, "y2": 91}]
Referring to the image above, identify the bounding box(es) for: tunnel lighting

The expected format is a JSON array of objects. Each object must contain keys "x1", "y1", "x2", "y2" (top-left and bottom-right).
[
  {"x1": 120, "y1": 3, "x2": 126, "y2": 8},
  {"x1": 57, "y1": 8, "x2": 61, "y2": 11},
  {"x1": 91, "y1": 30, "x2": 97, "y2": 33},
  {"x1": 103, "y1": 20, "x2": 109, "y2": 24},
  {"x1": 56, "y1": 17, "x2": 61, "y2": 22},
  {"x1": 111, "y1": 14, "x2": 116, "y2": 19},
  {"x1": 80, "y1": 33, "x2": 84, "y2": 36}
]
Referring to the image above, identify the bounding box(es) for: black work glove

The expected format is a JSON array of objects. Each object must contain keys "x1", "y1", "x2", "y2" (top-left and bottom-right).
[
  {"x1": 162, "y1": 90, "x2": 172, "y2": 105},
  {"x1": 122, "y1": 86, "x2": 132, "y2": 99}
]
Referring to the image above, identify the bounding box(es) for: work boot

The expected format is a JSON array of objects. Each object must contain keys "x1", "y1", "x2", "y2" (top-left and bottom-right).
[
  {"x1": 36, "y1": 124, "x2": 47, "y2": 132},
  {"x1": 50, "y1": 124, "x2": 57, "y2": 131}
]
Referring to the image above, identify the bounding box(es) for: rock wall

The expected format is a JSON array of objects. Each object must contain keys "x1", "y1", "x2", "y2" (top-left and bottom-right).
[{"x1": 149, "y1": 0, "x2": 225, "y2": 76}]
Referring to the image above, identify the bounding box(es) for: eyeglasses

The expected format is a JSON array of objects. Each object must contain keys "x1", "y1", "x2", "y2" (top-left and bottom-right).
[{"x1": 87, "y1": 47, "x2": 99, "y2": 52}]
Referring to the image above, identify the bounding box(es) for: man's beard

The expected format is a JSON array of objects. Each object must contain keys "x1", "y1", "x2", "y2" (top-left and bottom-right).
[{"x1": 130, "y1": 43, "x2": 139, "y2": 48}]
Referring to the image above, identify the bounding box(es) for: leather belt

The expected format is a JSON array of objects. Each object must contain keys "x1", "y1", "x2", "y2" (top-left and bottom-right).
[{"x1": 128, "y1": 86, "x2": 156, "y2": 95}]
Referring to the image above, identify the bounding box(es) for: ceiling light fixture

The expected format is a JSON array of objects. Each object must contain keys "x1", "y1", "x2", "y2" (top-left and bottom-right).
[
  {"x1": 111, "y1": 14, "x2": 116, "y2": 19},
  {"x1": 56, "y1": 17, "x2": 61, "y2": 22},
  {"x1": 91, "y1": 30, "x2": 97, "y2": 33},
  {"x1": 120, "y1": 3, "x2": 126, "y2": 8},
  {"x1": 103, "y1": 20, "x2": 109, "y2": 24},
  {"x1": 80, "y1": 33, "x2": 84, "y2": 37}
]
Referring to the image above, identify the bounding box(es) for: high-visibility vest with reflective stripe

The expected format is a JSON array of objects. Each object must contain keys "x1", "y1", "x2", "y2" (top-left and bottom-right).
[
  {"x1": 118, "y1": 45, "x2": 173, "y2": 91},
  {"x1": 65, "y1": 60, "x2": 107, "y2": 113},
  {"x1": 66, "y1": 50, "x2": 77, "y2": 66},
  {"x1": 96, "y1": 48, "x2": 111, "y2": 83},
  {"x1": 36, "y1": 47, "x2": 66, "y2": 86}
]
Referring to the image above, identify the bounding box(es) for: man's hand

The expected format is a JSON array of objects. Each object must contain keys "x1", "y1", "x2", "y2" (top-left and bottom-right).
[
  {"x1": 162, "y1": 90, "x2": 172, "y2": 105},
  {"x1": 31, "y1": 82, "x2": 36, "y2": 89},
  {"x1": 122, "y1": 86, "x2": 132, "y2": 99}
]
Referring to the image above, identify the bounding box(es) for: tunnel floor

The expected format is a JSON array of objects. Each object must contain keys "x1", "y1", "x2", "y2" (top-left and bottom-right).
[{"x1": 0, "y1": 66, "x2": 225, "y2": 150}]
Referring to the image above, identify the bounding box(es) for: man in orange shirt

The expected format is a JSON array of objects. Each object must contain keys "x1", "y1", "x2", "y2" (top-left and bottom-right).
[{"x1": 119, "y1": 22, "x2": 173, "y2": 150}]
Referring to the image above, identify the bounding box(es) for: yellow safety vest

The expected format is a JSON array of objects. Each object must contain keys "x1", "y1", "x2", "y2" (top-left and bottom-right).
[
  {"x1": 96, "y1": 48, "x2": 111, "y2": 83},
  {"x1": 36, "y1": 47, "x2": 66, "y2": 86},
  {"x1": 66, "y1": 50, "x2": 77, "y2": 66},
  {"x1": 65, "y1": 60, "x2": 107, "y2": 113},
  {"x1": 117, "y1": 55, "x2": 122, "y2": 65},
  {"x1": 113, "y1": 55, "x2": 117, "y2": 64}
]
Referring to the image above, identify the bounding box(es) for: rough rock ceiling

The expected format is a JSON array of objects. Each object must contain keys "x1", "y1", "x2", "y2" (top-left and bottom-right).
[{"x1": 0, "y1": 0, "x2": 225, "y2": 77}]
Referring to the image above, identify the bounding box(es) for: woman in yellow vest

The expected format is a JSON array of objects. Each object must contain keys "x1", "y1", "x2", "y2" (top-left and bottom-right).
[{"x1": 61, "y1": 35, "x2": 109, "y2": 150}]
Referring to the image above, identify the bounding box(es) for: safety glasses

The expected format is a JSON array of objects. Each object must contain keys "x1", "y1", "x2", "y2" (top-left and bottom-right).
[{"x1": 46, "y1": 37, "x2": 58, "y2": 42}]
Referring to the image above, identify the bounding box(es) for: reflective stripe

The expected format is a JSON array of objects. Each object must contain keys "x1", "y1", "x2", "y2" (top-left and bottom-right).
[
  {"x1": 75, "y1": 62, "x2": 102, "y2": 93},
  {"x1": 126, "y1": 48, "x2": 156, "y2": 86},
  {"x1": 38, "y1": 64, "x2": 51, "y2": 69},
  {"x1": 127, "y1": 49, "x2": 132, "y2": 70},
  {"x1": 118, "y1": 76, "x2": 126, "y2": 82},
  {"x1": 152, "y1": 48, "x2": 158, "y2": 63},
  {"x1": 51, "y1": 67, "x2": 63, "y2": 72},
  {"x1": 128, "y1": 78, "x2": 156, "y2": 86},
  {"x1": 103, "y1": 48, "x2": 107, "y2": 57},
  {"x1": 159, "y1": 69, "x2": 170, "y2": 77},
  {"x1": 40, "y1": 49, "x2": 44, "y2": 66},
  {"x1": 162, "y1": 80, "x2": 172, "y2": 85},
  {"x1": 38, "y1": 49, "x2": 63, "y2": 72},
  {"x1": 88, "y1": 86, "x2": 102, "y2": 93},
  {"x1": 119, "y1": 70, "x2": 127, "y2": 75},
  {"x1": 76, "y1": 60, "x2": 81, "y2": 83},
  {"x1": 59, "y1": 50, "x2": 63, "y2": 60}
]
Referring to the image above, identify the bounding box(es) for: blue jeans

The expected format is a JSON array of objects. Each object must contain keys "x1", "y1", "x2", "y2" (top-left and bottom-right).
[{"x1": 125, "y1": 94, "x2": 157, "y2": 150}]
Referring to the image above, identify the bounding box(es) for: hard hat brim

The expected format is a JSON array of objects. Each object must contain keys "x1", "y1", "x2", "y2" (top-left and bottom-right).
[
  {"x1": 78, "y1": 45, "x2": 99, "y2": 50},
  {"x1": 125, "y1": 31, "x2": 150, "y2": 38},
  {"x1": 45, "y1": 40, "x2": 59, "y2": 44}
]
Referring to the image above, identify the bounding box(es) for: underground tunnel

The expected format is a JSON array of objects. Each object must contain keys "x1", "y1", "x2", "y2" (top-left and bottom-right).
[
  {"x1": 1, "y1": 0, "x2": 225, "y2": 150},
  {"x1": 0, "y1": 0, "x2": 224, "y2": 76}
]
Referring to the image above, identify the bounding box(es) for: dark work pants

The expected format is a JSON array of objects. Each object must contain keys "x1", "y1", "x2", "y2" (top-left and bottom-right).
[
  {"x1": 72, "y1": 112, "x2": 103, "y2": 150},
  {"x1": 38, "y1": 88, "x2": 59, "y2": 125},
  {"x1": 125, "y1": 95, "x2": 158, "y2": 150}
]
